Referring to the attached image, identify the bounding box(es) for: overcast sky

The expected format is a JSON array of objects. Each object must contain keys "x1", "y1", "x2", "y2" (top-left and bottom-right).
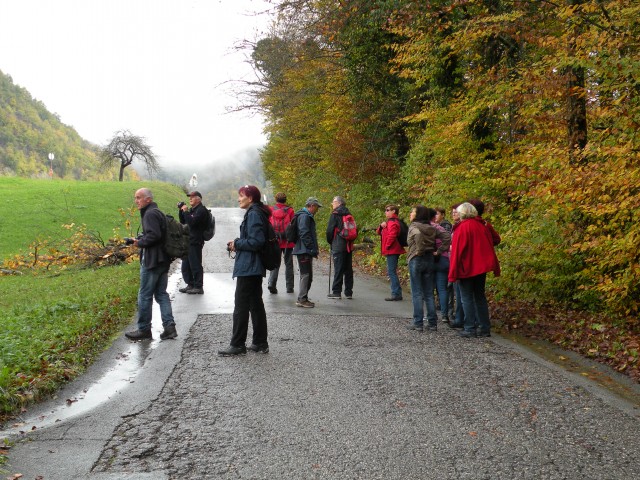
[{"x1": 0, "y1": 0, "x2": 272, "y2": 169}]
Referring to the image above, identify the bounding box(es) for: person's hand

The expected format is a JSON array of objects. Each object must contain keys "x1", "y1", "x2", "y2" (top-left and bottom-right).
[
  {"x1": 181, "y1": 204, "x2": 189, "y2": 212},
  {"x1": 227, "y1": 241, "x2": 236, "y2": 252},
  {"x1": 380, "y1": 222, "x2": 387, "y2": 229}
]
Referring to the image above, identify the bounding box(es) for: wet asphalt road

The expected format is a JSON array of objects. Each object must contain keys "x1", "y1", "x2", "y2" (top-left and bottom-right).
[{"x1": 4, "y1": 208, "x2": 640, "y2": 479}]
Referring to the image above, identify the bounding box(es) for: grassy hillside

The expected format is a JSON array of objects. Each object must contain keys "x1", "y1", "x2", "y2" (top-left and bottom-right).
[
  {"x1": 0, "y1": 177, "x2": 185, "y2": 260},
  {"x1": 0, "y1": 69, "x2": 125, "y2": 180},
  {"x1": 0, "y1": 179, "x2": 185, "y2": 418}
]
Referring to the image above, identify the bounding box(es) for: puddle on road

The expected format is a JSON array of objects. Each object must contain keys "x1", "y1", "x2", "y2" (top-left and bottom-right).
[
  {"x1": 1, "y1": 273, "x2": 182, "y2": 436},
  {"x1": 500, "y1": 332, "x2": 640, "y2": 407}
]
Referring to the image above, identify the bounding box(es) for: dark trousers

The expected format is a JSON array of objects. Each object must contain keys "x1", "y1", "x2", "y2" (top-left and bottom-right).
[
  {"x1": 268, "y1": 247, "x2": 294, "y2": 291},
  {"x1": 331, "y1": 251, "x2": 353, "y2": 296},
  {"x1": 297, "y1": 254, "x2": 313, "y2": 301},
  {"x1": 181, "y1": 243, "x2": 204, "y2": 289},
  {"x1": 230, "y1": 276, "x2": 268, "y2": 348}
]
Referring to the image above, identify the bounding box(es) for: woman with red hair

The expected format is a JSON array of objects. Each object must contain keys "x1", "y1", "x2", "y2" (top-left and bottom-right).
[{"x1": 218, "y1": 185, "x2": 272, "y2": 356}]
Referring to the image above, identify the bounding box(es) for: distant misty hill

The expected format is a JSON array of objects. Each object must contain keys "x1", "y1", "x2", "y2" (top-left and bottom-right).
[
  {"x1": 0, "y1": 69, "x2": 122, "y2": 180},
  {"x1": 153, "y1": 147, "x2": 271, "y2": 207}
]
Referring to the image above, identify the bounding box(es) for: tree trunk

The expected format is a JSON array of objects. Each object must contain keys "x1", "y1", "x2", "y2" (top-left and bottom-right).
[
  {"x1": 119, "y1": 164, "x2": 125, "y2": 181},
  {"x1": 566, "y1": 0, "x2": 588, "y2": 162}
]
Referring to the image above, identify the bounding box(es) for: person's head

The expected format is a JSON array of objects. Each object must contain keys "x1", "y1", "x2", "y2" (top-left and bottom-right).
[
  {"x1": 385, "y1": 204, "x2": 399, "y2": 218},
  {"x1": 410, "y1": 205, "x2": 430, "y2": 222},
  {"x1": 331, "y1": 196, "x2": 346, "y2": 210},
  {"x1": 427, "y1": 207, "x2": 437, "y2": 223},
  {"x1": 457, "y1": 202, "x2": 478, "y2": 220},
  {"x1": 134, "y1": 188, "x2": 153, "y2": 210},
  {"x1": 451, "y1": 203, "x2": 461, "y2": 223},
  {"x1": 305, "y1": 197, "x2": 323, "y2": 215},
  {"x1": 238, "y1": 185, "x2": 261, "y2": 210},
  {"x1": 275, "y1": 192, "x2": 287, "y2": 204},
  {"x1": 186, "y1": 191, "x2": 202, "y2": 208},
  {"x1": 434, "y1": 207, "x2": 446, "y2": 224},
  {"x1": 467, "y1": 198, "x2": 485, "y2": 216}
]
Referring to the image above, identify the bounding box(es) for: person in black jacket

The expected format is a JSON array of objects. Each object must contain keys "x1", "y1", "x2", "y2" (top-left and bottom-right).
[
  {"x1": 125, "y1": 188, "x2": 177, "y2": 341},
  {"x1": 178, "y1": 191, "x2": 209, "y2": 294},
  {"x1": 326, "y1": 196, "x2": 354, "y2": 299}
]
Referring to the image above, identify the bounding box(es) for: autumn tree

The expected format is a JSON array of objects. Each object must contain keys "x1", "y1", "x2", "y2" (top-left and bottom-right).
[{"x1": 100, "y1": 130, "x2": 160, "y2": 181}]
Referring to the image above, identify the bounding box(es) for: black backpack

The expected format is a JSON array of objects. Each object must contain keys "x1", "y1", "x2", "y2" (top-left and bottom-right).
[
  {"x1": 259, "y1": 214, "x2": 282, "y2": 271},
  {"x1": 163, "y1": 214, "x2": 190, "y2": 260},
  {"x1": 285, "y1": 212, "x2": 301, "y2": 244},
  {"x1": 397, "y1": 218, "x2": 409, "y2": 247},
  {"x1": 203, "y1": 209, "x2": 215, "y2": 241}
]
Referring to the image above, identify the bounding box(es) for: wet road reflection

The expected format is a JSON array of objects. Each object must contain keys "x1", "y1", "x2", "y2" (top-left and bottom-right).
[{"x1": 1, "y1": 272, "x2": 182, "y2": 435}]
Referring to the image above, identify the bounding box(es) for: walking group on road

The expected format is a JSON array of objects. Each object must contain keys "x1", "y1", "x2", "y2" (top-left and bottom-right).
[{"x1": 123, "y1": 186, "x2": 501, "y2": 355}]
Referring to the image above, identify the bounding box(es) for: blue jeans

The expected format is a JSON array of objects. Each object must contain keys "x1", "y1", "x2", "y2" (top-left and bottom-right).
[
  {"x1": 409, "y1": 255, "x2": 436, "y2": 327},
  {"x1": 458, "y1": 273, "x2": 491, "y2": 334},
  {"x1": 434, "y1": 256, "x2": 449, "y2": 320},
  {"x1": 386, "y1": 254, "x2": 402, "y2": 298},
  {"x1": 453, "y1": 281, "x2": 465, "y2": 325},
  {"x1": 137, "y1": 263, "x2": 175, "y2": 331}
]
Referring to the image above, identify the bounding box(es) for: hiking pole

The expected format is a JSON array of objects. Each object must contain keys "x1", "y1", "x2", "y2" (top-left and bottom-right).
[{"x1": 328, "y1": 250, "x2": 332, "y2": 295}]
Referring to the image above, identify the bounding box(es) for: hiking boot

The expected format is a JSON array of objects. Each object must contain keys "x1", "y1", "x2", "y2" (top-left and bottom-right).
[
  {"x1": 477, "y1": 331, "x2": 492, "y2": 338},
  {"x1": 425, "y1": 325, "x2": 438, "y2": 332},
  {"x1": 405, "y1": 324, "x2": 424, "y2": 332},
  {"x1": 448, "y1": 322, "x2": 464, "y2": 329},
  {"x1": 268, "y1": 285, "x2": 278, "y2": 294},
  {"x1": 458, "y1": 330, "x2": 477, "y2": 338},
  {"x1": 442, "y1": 316, "x2": 450, "y2": 324},
  {"x1": 125, "y1": 329, "x2": 152, "y2": 340},
  {"x1": 345, "y1": 294, "x2": 353, "y2": 299},
  {"x1": 296, "y1": 300, "x2": 315, "y2": 308},
  {"x1": 248, "y1": 343, "x2": 269, "y2": 354},
  {"x1": 385, "y1": 296, "x2": 403, "y2": 301},
  {"x1": 327, "y1": 293, "x2": 342, "y2": 299},
  {"x1": 186, "y1": 287, "x2": 204, "y2": 295},
  {"x1": 218, "y1": 345, "x2": 247, "y2": 356},
  {"x1": 286, "y1": 288, "x2": 294, "y2": 293},
  {"x1": 178, "y1": 285, "x2": 193, "y2": 293},
  {"x1": 160, "y1": 325, "x2": 178, "y2": 340}
]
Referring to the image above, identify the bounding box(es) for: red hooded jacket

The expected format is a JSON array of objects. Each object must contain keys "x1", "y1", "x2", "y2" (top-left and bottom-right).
[
  {"x1": 448, "y1": 217, "x2": 500, "y2": 282},
  {"x1": 376, "y1": 216, "x2": 406, "y2": 256}
]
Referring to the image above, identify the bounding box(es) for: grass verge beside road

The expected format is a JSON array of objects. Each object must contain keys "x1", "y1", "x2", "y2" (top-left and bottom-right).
[
  {"x1": 0, "y1": 178, "x2": 185, "y2": 420},
  {"x1": 0, "y1": 264, "x2": 139, "y2": 418}
]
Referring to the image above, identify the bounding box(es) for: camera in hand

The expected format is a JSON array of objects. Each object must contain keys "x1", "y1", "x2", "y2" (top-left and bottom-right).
[
  {"x1": 124, "y1": 237, "x2": 136, "y2": 245},
  {"x1": 177, "y1": 201, "x2": 186, "y2": 208}
]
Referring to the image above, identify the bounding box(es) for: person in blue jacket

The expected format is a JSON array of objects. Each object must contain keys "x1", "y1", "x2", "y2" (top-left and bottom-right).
[
  {"x1": 218, "y1": 185, "x2": 271, "y2": 356},
  {"x1": 293, "y1": 197, "x2": 322, "y2": 308}
]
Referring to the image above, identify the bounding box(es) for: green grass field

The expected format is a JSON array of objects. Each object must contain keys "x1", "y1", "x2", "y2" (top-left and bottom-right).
[
  {"x1": 0, "y1": 177, "x2": 186, "y2": 260},
  {"x1": 0, "y1": 178, "x2": 185, "y2": 418}
]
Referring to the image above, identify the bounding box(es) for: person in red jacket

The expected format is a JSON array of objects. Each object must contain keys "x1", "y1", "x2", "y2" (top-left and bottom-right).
[
  {"x1": 376, "y1": 204, "x2": 406, "y2": 301},
  {"x1": 448, "y1": 202, "x2": 500, "y2": 338},
  {"x1": 268, "y1": 192, "x2": 296, "y2": 294}
]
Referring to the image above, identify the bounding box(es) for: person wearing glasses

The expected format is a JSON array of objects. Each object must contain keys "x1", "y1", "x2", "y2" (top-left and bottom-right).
[{"x1": 376, "y1": 204, "x2": 405, "y2": 301}]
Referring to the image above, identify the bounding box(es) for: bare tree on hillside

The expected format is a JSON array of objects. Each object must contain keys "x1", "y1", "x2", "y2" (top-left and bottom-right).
[{"x1": 100, "y1": 130, "x2": 160, "y2": 181}]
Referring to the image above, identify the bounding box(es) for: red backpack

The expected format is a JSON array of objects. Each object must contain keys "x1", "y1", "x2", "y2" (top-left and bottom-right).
[
  {"x1": 339, "y1": 214, "x2": 358, "y2": 242},
  {"x1": 271, "y1": 205, "x2": 291, "y2": 240}
]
